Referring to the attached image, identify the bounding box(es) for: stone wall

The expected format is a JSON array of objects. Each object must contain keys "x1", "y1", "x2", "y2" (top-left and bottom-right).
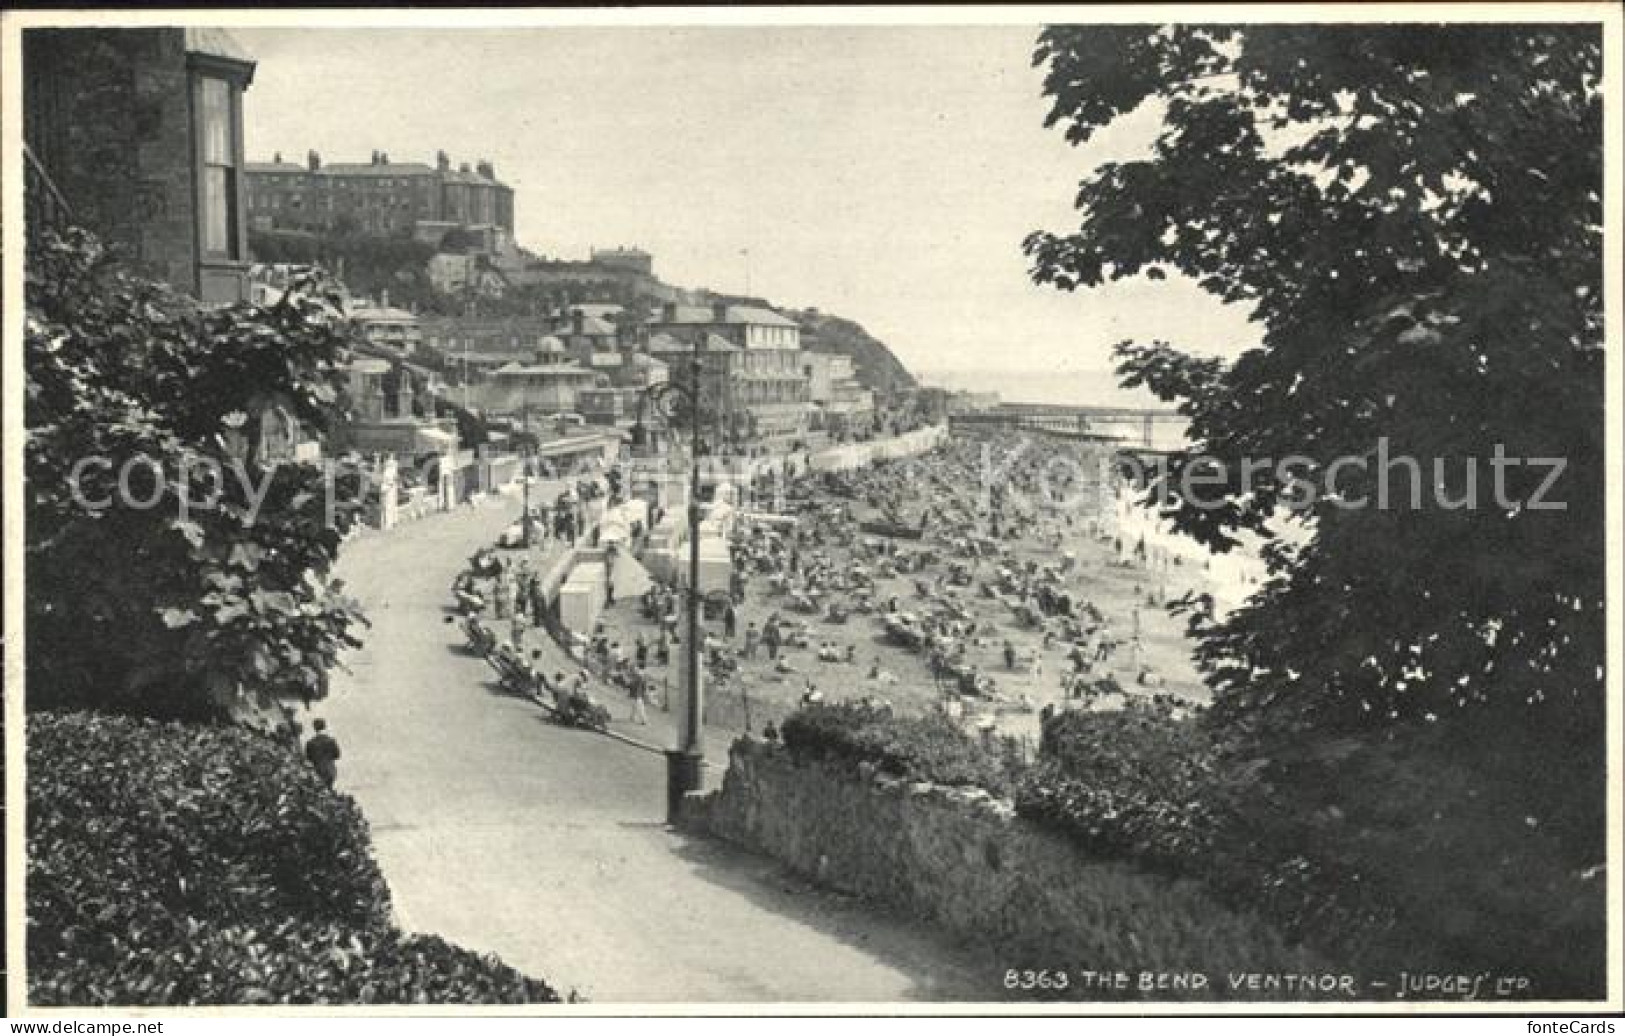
[
  {"x1": 683, "y1": 739, "x2": 1327, "y2": 991},
  {"x1": 24, "y1": 29, "x2": 198, "y2": 290}
]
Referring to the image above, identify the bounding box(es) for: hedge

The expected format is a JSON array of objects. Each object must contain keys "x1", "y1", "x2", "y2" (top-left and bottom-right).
[
  {"x1": 1019, "y1": 700, "x2": 1607, "y2": 998},
  {"x1": 27, "y1": 711, "x2": 560, "y2": 1005},
  {"x1": 1015, "y1": 696, "x2": 1245, "y2": 875},
  {"x1": 780, "y1": 701, "x2": 1013, "y2": 794}
]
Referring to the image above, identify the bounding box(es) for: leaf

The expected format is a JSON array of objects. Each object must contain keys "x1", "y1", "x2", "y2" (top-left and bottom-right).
[{"x1": 158, "y1": 607, "x2": 198, "y2": 629}]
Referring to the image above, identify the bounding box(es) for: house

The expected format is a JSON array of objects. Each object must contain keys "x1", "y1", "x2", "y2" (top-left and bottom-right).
[
  {"x1": 23, "y1": 27, "x2": 258, "y2": 305},
  {"x1": 804, "y1": 351, "x2": 876, "y2": 432},
  {"x1": 647, "y1": 301, "x2": 801, "y2": 351},
  {"x1": 557, "y1": 310, "x2": 621, "y2": 363},
  {"x1": 589, "y1": 246, "x2": 654, "y2": 276},
  {"x1": 349, "y1": 300, "x2": 423, "y2": 356},
  {"x1": 647, "y1": 329, "x2": 812, "y2": 446},
  {"x1": 470, "y1": 364, "x2": 603, "y2": 417}
]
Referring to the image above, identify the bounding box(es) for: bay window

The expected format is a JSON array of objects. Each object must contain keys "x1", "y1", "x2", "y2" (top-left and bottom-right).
[{"x1": 194, "y1": 74, "x2": 240, "y2": 259}]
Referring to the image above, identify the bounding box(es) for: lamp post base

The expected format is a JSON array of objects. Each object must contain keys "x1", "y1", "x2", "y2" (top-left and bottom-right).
[{"x1": 665, "y1": 749, "x2": 704, "y2": 825}]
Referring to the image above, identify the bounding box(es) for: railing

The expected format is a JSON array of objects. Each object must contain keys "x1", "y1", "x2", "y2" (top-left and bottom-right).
[{"x1": 23, "y1": 143, "x2": 75, "y2": 232}]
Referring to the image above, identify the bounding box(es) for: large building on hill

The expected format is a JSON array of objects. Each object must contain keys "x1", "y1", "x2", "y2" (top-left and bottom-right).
[{"x1": 245, "y1": 149, "x2": 514, "y2": 242}]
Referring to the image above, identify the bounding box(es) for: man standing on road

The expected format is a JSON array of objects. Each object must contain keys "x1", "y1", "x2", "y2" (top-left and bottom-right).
[
  {"x1": 304, "y1": 719, "x2": 341, "y2": 789},
  {"x1": 629, "y1": 670, "x2": 650, "y2": 725}
]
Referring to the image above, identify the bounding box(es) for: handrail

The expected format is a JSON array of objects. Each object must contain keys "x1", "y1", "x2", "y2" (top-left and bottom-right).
[{"x1": 23, "y1": 142, "x2": 75, "y2": 224}]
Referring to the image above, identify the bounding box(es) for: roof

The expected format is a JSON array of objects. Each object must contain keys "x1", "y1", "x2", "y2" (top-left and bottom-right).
[
  {"x1": 653, "y1": 305, "x2": 799, "y2": 329},
  {"x1": 348, "y1": 358, "x2": 391, "y2": 375},
  {"x1": 246, "y1": 161, "x2": 305, "y2": 174},
  {"x1": 185, "y1": 28, "x2": 255, "y2": 66},
  {"x1": 351, "y1": 306, "x2": 418, "y2": 323},
  {"x1": 537, "y1": 336, "x2": 566, "y2": 352},
  {"x1": 454, "y1": 351, "x2": 537, "y2": 365},
  {"x1": 569, "y1": 303, "x2": 625, "y2": 318},
  {"x1": 322, "y1": 163, "x2": 436, "y2": 178},
  {"x1": 495, "y1": 364, "x2": 601, "y2": 378}
]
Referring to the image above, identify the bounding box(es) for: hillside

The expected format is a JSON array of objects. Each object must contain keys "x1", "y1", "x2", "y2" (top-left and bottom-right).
[
  {"x1": 786, "y1": 308, "x2": 918, "y2": 393},
  {"x1": 249, "y1": 230, "x2": 920, "y2": 394}
]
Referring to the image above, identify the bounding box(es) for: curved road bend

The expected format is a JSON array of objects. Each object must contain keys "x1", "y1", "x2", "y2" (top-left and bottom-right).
[{"x1": 321, "y1": 497, "x2": 995, "y2": 1003}]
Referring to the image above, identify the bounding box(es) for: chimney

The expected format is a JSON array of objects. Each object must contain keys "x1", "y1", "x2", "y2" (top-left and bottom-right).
[
  {"x1": 371, "y1": 150, "x2": 380, "y2": 165},
  {"x1": 459, "y1": 162, "x2": 471, "y2": 174},
  {"x1": 476, "y1": 160, "x2": 494, "y2": 180},
  {"x1": 381, "y1": 289, "x2": 390, "y2": 308},
  {"x1": 307, "y1": 149, "x2": 321, "y2": 171},
  {"x1": 712, "y1": 301, "x2": 729, "y2": 324},
  {"x1": 572, "y1": 311, "x2": 584, "y2": 335},
  {"x1": 661, "y1": 302, "x2": 677, "y2": 323},
  {"x1": 381, "y1": 152, "x2": 390, "y2": 165},
  {"x1": 437, "y1": 149, "x2": 450, "y2": 172},
  {"x1": 273, "y1": 151, "x2": 283, "y2": 164}
]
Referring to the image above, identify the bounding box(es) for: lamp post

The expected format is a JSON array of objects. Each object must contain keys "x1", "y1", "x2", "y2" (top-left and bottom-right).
[
  {"x1": 521, "y1": 456, "x2": 534, "y2": 547},
  {"x1": 633, "y1": 338, "x2": 709, "y2": 823}
]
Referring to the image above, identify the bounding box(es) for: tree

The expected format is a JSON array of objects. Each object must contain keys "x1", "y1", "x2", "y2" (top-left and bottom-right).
[
  {"x1": 25, "y1": 229, "x2": 368, "y2": 718},
  {"x1": 1025, "y1": 27, "x2": 1603, "y2": 754}
]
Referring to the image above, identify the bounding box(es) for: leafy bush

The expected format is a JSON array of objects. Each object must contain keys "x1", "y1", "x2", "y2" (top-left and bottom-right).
[
  {"x1": 27, "y1": 712, "x2": 559, "y2": 1005},
  {"x1": 1018, "y1": 700, "x2": 1606, "y2": 997},
  {"x1": 26, "y1": 228, "x2": 366, "y2": 717},
  {"x1": 1016, "y1": 698, "x2": 1245, "y2": 874},
  {"x1": 33, "y1": 920, "x2": 556, "y2": 1006},
  {"x1": 780, "y1": 702, "x2": 1013, "y2": 793}
]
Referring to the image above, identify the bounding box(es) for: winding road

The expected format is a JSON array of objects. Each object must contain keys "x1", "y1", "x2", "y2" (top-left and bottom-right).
[{"x1": 320, "y1": 495, "x2": 994, "y2": 1003}]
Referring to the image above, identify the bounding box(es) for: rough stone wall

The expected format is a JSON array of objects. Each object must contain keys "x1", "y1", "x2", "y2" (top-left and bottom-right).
[
  {"x1": 684, "y1": 738, "x2": 1326, "y2": 986},
  {"x1": 25, "y1": 29, "x2": 198, "y2": 291}
]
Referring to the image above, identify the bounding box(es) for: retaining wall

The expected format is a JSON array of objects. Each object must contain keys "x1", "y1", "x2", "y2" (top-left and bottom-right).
[{"x1": 682, "y1": 739, "x2": 1327, "y2": 994}]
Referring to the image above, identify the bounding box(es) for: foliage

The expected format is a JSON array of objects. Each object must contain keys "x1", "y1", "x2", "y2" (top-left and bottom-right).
[
  {"x1": 249, "y1": 229, "x2": 437, "y2": 311},
  {"x1": 26, "y1": 711, "x2": 560, "y2": 1006},
  {"x1": 1025, "y1": 25, "x2": 1604, "y2": 748},
  {"x1": 25, "y1": 228, "x2": 367, "y2": 717},
  {"x1": 1024, "y1": 25, "x2": 1605, "y2": 990},
  {"x1": 1016, "y1": 700, "x2": 1604, "y2": 996},
  {"x1": 1017, "y1": 698, "x2": 1245, "y2": 874},
  {"x1": 781, "y1": 702, "x2": 1013, "y2": 793},
  {"x1": 34, "y1": 922, "x2": 560, "y2": 1007}
]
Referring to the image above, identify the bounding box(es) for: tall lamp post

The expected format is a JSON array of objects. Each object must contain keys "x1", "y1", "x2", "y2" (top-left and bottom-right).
[{"x1": 632, "y1": 337, "x2": 709, "y2": 822}]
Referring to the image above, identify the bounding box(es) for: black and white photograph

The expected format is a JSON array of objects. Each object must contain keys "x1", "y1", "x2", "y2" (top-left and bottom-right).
[{"x1": 3, "y1": 4, "x2": 1621, "y2": 1017}]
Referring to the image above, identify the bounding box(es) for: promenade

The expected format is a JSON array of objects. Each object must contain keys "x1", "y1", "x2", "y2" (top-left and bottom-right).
[{"x1": 320, "y1": 495, "x2": 995, "y2": 1002}]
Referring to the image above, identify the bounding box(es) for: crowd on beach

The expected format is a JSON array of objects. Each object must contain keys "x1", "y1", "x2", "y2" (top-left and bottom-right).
[{"x1": 447, "y1": 425, "x2": 1216, "y2": 744}]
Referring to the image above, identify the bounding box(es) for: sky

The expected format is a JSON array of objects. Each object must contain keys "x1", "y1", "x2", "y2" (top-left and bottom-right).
[{"x1": 236, "y1": 25, "x2": 1259, "y2": 394}]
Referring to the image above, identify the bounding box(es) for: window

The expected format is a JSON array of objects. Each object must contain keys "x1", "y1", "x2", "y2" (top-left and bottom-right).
[{"x1": 194, "y1": 76, "x2": 239, "y2": 258}]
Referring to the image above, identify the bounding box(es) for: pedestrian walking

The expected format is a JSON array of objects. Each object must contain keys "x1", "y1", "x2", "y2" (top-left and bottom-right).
[
  {"x1": 724, "y1": 601, "x2": 738, "y2": 639},
  {"x1": 743, "y1": 622, "x2": 759, "y2": 659},
  {"x1": 304, "y1": 719, "x2": 341, "y2": 789},
  {"x1": 629, "y1": 672, "x2": 650, "y2": 725}
]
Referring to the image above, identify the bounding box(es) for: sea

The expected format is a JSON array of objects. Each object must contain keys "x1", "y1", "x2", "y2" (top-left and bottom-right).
[{"x1": 916, "y1": 367, "x2": 1169, "y2": 410}]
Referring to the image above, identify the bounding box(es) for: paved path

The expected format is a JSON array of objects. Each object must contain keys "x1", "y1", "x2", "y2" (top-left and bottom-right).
[{"x1": 321, "y1": 498, "x2": 995, "y2": 1003}]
